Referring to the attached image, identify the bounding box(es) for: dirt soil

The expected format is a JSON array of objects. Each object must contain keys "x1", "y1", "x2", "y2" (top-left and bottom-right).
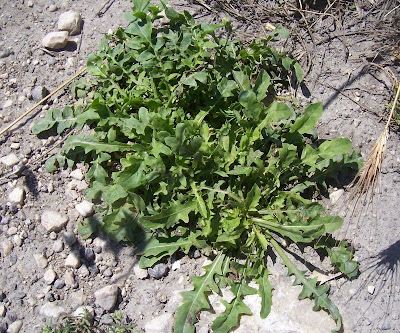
[{"x1": 0, "y1": 0, "x2": 399, "y2": 332}]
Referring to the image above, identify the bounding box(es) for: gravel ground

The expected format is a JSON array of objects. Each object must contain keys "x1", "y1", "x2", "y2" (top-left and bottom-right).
[{"x1": 0, "y1": 0, "x2": 399, "y2": 332}]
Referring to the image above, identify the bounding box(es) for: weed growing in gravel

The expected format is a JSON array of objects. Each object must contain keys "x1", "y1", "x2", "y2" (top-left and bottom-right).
[
  {"x1": 34, "y1": 0, "x2": 361, "y2": 332},
  {"x1": 41, "y1": 310, "x2": 141, "y2": 333}
]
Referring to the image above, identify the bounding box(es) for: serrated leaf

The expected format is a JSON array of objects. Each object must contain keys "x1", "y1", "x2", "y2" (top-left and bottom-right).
[
  {"x1": 211, "y1": 277, "x2": 256, "y2": 333},
  {"x1": 270, "y1": 238, "x2": 342, "y2": 332},
  {"x1": 175, "y1": 253, "x2": 225, "y2": 333}
]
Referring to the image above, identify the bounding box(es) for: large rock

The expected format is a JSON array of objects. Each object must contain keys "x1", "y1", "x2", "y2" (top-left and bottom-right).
[
  {"x1": 144, "y1": 313, "x2": 174, "y2": 333},
  {"x1": 94, "y1": 285, "x2": 118, "y2": 311},
  {"x1": 41, "y1": 210, "x2": 68, "y2": 232},
  {"x1": 40, "y1": 302, "x2": 66, "y2": 318},
  {"x1": 42, "y1": 31, "x2": 68, "y2": 50},
  {"x1": 58, "y1": 11, "x2": 82, "y2": 35}
]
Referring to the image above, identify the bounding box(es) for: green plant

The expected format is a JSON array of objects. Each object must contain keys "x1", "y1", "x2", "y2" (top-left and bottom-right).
[
  {"x1": 33, "y1": 1, "x2": 361, "y2": 332},
  {"x1": 41, "y1": 311, "x2": 141, "y2": 333}
]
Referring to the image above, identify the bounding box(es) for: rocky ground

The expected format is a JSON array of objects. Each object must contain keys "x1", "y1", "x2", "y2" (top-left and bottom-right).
[{"x1": 0, "y1": 0, "x2": 399, "y2": 332}]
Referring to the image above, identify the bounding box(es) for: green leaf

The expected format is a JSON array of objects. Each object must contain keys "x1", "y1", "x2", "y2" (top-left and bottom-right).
[
  {"x1": 270, "y1": 238, "x2": 342, "y2": 332},
  {"x1": 218, "y1": 78, "x2": 237, "y2": 97},
  {"x1": 233, "y1": 71, "x2": 251, "y2": 91},
  {"x1": 244, "y1": 184, "x2": 261, "y2": 211},
  {"x1": 290, "y1": 103, "x2": 323, "y2": 134},
  {"x1": 293, "y1": 62, "x2": 303, "y2": 82},
  {"x1": 257, "y1": 269, "x2": 273, "y2": 318},
  {"x1": 239, "y1": 90, "x2": 261, "y2": 119},
  {"x1": 318, "y1": 138, "x2": 352, "y2": 160},
  {"x1": 175, "y1": 253, "x2": 225, "y2": 333},
  {"x1": 211, "y1": 277, "x2": 256, "y2": 333},
  {"x1": 139, "y1": 201, "x2": 197, "y2": 229}
]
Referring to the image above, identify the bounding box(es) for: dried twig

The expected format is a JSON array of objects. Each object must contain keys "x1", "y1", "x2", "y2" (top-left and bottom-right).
[{"x1": 0, "y1": 67, "x2": 86, "y2": 138}]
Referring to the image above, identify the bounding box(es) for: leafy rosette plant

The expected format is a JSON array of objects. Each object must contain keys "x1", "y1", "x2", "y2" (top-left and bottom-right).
[{"x1": 33, "y1": 1, "x2": 361, "y2": 332}]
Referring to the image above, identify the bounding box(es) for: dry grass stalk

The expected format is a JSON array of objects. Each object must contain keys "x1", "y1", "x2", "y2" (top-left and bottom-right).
[{"x1": 348, "y1": 83, "x2": 400, "y2": 210}]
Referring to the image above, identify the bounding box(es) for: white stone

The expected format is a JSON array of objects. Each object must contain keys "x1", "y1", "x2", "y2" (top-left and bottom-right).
[
  {"x1": 75, "y1": 200, "x2": 94, "y2": 218},
  {"x1": 40, "y1": 302, "x2": 66, "y2": 318},
  {"x1": 53, "y1": 239, "x2": 64, "y2": 252},
  {"x1": 8, "y1": 187, "x2": 25, "y2": 204},
  {"x1": 0, "y1": 153, "x2": 19, "y2": 167},
  {"x1": 65, "y1": 251, "x2": 81, "y2": 268},
  {"x1": 58, "y1": 11, "x2": 82, "y2": 35},
  {"x1": 94, "y1": 285, "x2": 119, "y2": 311},
  {"x1": 70, "y1": 168, "x2": 84, "y2": 180},
  {"x1": 72, "y1": 306, "x2": 94, "y2": 319},
  {"x1": 144, "y1": 313, "x2": 174, "y2": 333},
  {"x1": 6, "y1": 320, "x2": 23, "y2": 333},
  {"x1": 329, "y1": 189, "x2": 344, "y2": 205},
  {"x1": 3, "y1": 100, "x2": 12, "y2": 108},
  {"x1": 34, "y1": 253, "x2": 48, "y2": 269},
  {"x1": 43, "y1": 268, "x2": 57, "y2": 284},
  {"x1": 367, "y1": 285, "x2": 375, "y2": 295},
  {"x1": 7, "y1": 227, "x2": 17, "y2": 236},
  {"x1": 64, "y1": 271, "x2": 75, "y2": 286},
  {"x1": 49, "y1": 4, "x2": 58, "y2": 12},
  {"x1": 41, "y1": 210, "x2": 68, "y2": 232},
  {"x1": 12, "y1": 235, "x2": 22, "y2": 247},
  {"x1": 42, "y1": 31, "x2": 69, "y2": 50},
  {"x1": 0, "y1": 304, "x2": 5, "y2": 317},
  {"x1": 10, "y1": 142, "x2": 20, "y2": 150},
  {"x1": 171, "y1": 260, "x2": 181, "y2": 271},
  {"x1": 133, "y1": 263, "x2": 148, "y2": 279},
  {"x1": 2, "y1": 239, "x2": 13, "y2": 256}
]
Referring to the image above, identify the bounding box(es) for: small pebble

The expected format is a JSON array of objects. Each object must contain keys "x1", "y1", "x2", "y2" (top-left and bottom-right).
[
  {"x1": 52, "y1": 239, "x2": 64, "y2": 253},
  {"x1": 62, "y1": 231, "x2": 76, "y2": 246},
  {"x1": 65, "y1": 251, "x2": 81, "y2": 269},
  {"x1": 103, "y1": 268, "x2": 113, "y2": 277},
  {"x1": 43, "y1": 268, "x2": 57, "y2": 285},
  {"x1": 54, "y1": 279, "x2": 65, "y2": 289},
  {"x1": 367, "y1": 285, "x2": 375, "y2": 295},
  {"x1": 33, "y1": 253, "x2": 48, "y2": 269},
  {"x1": 148, "y1": 263, "x2": 169, "y2": 279}
]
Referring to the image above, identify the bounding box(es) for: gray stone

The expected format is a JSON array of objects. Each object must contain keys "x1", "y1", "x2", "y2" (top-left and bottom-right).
[
  {"x1": 148, "y1": 264, "x2": 169, "y2": 279},
  {"x1": 53, "y1": 239, "x2": 64, "y2": 252},
  {"x1": 144, "y1": 313, "x2": 174, "y2": 333},
  {"x1": 0, "y1": 154, "x2": 19, "y2": 167},
  {"x1": 6, "y1": 320, "x2": 22, "y2": 333},
  {"x1": 78, "y1": 264, "x2": 89, "y2": 277},
  {"x1": 54, "y1": 279, "x2": 65, "y2": 289},
  {"x1": 103, "y1": 268, "x2": 113, "y2": 277},
  {"x1": 58, "y1": 11, "x2": 82, "y2": 35},
  {"x1": 40, "y1": 302, "x2": 66, "y2": 318},
  {"x1": 41, "y1": 210, "x2": 68, "y2": 232},
  {"x1": 62, "y1": 231, "x2": 76, "y2": 246},
  {"x1": 8, "y1": 188, "x2": 25, "y2": 205},
  {"x1": 94, "y1": 285, "x2": 118, "y2": 311},
  {"x1": 31, "y1": 86, "x2": 49, "y2": 102},
  {"x1": 42, "y1": 31, "x2": 68, "y2": 50}
]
